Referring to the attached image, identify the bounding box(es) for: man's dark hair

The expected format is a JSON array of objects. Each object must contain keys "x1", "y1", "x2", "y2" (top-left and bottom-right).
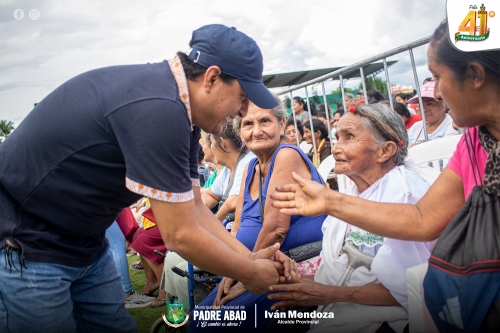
[
  {"x1": 304, "y1": 119, "x2": 329, "y2": 140},
  {"x1": 317, "y1": 104, "x2": 330, "y2": 113},
  {"x1": 367, "y1": 89, "x2": 386, "y2": 103},
  {"x1": 317, "y1": 112, "x2": 327, "y2": 119},
  {"x1": 285, "y1": 117, "x2": 304, "y2": 137},
  {"x1": 177, "y1": 52, "x2": 236, "y2": 84},
  {"x1": 393, "y1": 102, "x2": 411, "y2": 118},
  {"x1": 423, "y1": 77, "x2": 433, "y2": 85}
]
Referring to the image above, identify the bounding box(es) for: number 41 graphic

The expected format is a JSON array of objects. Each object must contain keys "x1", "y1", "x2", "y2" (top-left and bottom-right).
[{"x1": 458, "y1": 4, "x2": 493, "y2": 36}]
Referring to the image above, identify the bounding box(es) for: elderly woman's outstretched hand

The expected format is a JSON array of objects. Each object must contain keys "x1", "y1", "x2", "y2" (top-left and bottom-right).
[{"x1": 271, "y1": 172, "x2": 331, "y2": 217}]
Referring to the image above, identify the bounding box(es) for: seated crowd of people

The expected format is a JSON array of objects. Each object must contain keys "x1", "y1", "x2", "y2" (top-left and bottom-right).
[{"x1": 104, "y1": 68, "x2": 463, "y2": 332}]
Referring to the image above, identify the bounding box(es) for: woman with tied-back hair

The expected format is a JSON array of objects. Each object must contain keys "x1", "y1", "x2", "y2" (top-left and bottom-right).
[
  {"x1": 270, "y1": 20, "x2": 500, "y2": 330},
  {"x1": 201, "y1": 122, "x2": 255, "y2": 222},
  {"x1": 267, "y1": 102, "x2": 437, "y2": 333},
  {"x1": 293, "y1": 97, "x2": 310, "y2": 123}
]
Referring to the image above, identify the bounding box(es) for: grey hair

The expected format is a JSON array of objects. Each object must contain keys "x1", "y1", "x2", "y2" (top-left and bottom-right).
[
  {"x1": 344, "y1": 93, "x2": 355, "y2": 101},
  {"x1": 353, "y1": 103, "x2": 408, "y2": 166},
  {"x1": 233, "y1": 93, "x2": 286, "y2": 129}
]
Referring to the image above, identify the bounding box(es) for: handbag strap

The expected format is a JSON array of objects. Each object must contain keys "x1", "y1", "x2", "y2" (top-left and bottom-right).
[
  {"x1": 258, "y1": 165, "x2": 265, "y2": 223},
  {"x1": 465, "y1": 128, "x2": 482, "y2": 187}
]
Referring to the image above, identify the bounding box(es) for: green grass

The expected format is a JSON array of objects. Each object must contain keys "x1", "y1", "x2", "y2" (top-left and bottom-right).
[{"x1": 127, "y1": 255, "x2": 165, "y2": 333}]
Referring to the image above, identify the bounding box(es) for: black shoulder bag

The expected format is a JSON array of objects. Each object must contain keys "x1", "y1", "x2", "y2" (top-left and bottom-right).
[{"x1": 423, "y1": 127, "x2": 500, "y2": 332}]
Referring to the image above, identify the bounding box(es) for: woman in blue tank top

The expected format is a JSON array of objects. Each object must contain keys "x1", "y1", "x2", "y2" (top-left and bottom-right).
[
  {"x1": 234, "y1": 145, "x2": 325, "y2": 252},
  {"x1": 190, "y1": 96, "x2": 327, "y2": 333}
]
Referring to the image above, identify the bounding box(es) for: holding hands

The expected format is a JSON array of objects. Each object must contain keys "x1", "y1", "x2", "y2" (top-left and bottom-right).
[{"x1": 216, "y1": 243, "x2": 301, "y2": 304}]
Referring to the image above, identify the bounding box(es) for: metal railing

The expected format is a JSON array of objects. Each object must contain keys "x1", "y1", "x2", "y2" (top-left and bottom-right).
[{"x1": 280, "y1": 36, "x2": 432, "y2": 166}]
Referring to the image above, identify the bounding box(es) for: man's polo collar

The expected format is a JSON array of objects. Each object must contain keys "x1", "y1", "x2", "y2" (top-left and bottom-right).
[{"x1": 168, "y1": 55, "x2": 193, "y2": 131}]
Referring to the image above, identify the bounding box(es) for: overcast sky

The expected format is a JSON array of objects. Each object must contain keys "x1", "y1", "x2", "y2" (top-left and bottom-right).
[{"x1": 0, "y1": 0, "x2": 447, "y2": 125}]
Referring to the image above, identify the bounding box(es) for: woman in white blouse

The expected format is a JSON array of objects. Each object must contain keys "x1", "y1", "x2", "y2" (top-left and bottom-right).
[{"x1": 267, "y1": 103, "x2": 438, "y2": 333}]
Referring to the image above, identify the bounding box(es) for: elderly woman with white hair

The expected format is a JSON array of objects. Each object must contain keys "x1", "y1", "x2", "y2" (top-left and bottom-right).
[{"x1": 267, "y1": 103, "x2": 438, "y2": 333}]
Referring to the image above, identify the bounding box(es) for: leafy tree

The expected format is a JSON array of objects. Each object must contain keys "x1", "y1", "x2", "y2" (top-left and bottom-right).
[
  {"x1": 0, "y1": 120, "x2": 15, "y2": 138},
  {"x1": 331, "y1": 83, "x2": 357, "y2": 95},
  {"x1": 283, "y1": 95, "x2": 291, "y2": 109},
  {"x1": 358, "y1": 76, "x2": 388, "y2": 96}
]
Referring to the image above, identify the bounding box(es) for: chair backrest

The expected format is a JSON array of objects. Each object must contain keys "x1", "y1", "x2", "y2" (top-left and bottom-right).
[
  {"x1": 337, "y1": 174, "x2": 354, "y2": 193},
  {"x1": 317, "y1": 155, "x2": 335, "y2": 183},
  {"x1": 407, "y1": 135, "x2": 462, "y2": 171}
]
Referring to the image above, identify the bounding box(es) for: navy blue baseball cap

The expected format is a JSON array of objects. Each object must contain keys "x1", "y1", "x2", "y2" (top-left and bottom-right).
[{"x1": 187, "y1": 24, "x2": 278, "y2": 109}]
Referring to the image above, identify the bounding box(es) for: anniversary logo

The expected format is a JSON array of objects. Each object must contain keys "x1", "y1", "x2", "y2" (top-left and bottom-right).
[
  {"x1": 447, "y1": 0, "x2": 499, "y2": 51},
  {"x1": 454, "y1": 4, "x2": 495, "y2": 43}
]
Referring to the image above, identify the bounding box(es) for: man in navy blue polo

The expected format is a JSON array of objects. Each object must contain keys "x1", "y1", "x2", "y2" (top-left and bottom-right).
[{"x1": 0, "y1": 25, "x2": 289, "y2": 333}]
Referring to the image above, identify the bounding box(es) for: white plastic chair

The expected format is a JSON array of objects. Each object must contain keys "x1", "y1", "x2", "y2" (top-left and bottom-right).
[
  {"x1": 406, "y1": 134, "x2": 462, "y2": 333},
  {"x1": 317, "y1": 155, "x2": 335, "y2": 183},
  {"x1": 317, "y1": 156, "x2": 354, "y2": 192},
  {"x1": 407, "y1": 134, "x2": 462, "y2": 171},
  {"x1": 337, "y1": 174, "x2": 354, "y2": 193}
]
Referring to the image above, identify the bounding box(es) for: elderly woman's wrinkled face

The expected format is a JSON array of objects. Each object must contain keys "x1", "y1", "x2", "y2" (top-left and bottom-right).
[
  {"x1": 422, "y1": 97, "x2": 445, "y2": 125},
  {"x1": 333, "y1": 113, "x2": 379, "y2": 177},
  {"x1": 284, "y1": 124, "x2": 301, "y2": 145},
  {"x1": 240, "y1": 104, "x2": 284, "y2": 154}
]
